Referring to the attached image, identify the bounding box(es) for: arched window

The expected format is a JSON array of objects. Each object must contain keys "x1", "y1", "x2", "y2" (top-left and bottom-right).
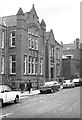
[{"x1": 28, "y1": 25, "x2": 38, "y2": 50}]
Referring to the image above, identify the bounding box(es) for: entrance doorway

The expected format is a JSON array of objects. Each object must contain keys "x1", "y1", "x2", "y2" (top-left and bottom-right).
[{"x1": 51, "y1": 67, "x2": 54, "y2": 78}]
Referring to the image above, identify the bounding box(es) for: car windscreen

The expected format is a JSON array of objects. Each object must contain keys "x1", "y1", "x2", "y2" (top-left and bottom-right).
[{"x1": 44, "y1": 82, "x2": 54, "y2": 86}]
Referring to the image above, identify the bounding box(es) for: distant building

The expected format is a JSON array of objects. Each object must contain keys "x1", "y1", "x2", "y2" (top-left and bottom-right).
[
  {"x1": 0, "y1": 5, "x2": 62, "y2": 88},
  {"x1": 62, "y1": 38, "x2": 80, "y2": 79}
]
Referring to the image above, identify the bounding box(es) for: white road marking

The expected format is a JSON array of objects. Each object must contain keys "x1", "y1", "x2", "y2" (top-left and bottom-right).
[
  {"x1": 59, "y1": 107, "x2": 65, "y2": 111},
  {"x1": 57, "y1": 100, "x2": 80, "y2": 117},
  {"x1": 64, "y1": 100, "x2": 80, "y2": 113},
  {"x1": 0, "y1": 112, "x2": 12, "y2": 118}
]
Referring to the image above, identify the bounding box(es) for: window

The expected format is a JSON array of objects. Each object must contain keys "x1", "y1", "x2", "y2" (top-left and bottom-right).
[
  {"x1": 56, "y1": 65, "x2": 60, "y2": 76},
  {"x1": 35, "y1": 38, "x2": 38, "y2": 50},
  {"x1": 32, "y1": 58, "x2": 35, "y2": 74},
  {"x1": 28, "y1": 26, "x2": 38, "y2": 50},
  {"x1": 29, "y1": 56, "x2": 31, "y2": 74},
  {"x1": 28, "y1": 27, "x2": 31, "y2": 34},
  {"x1": 40, "y1": 58, "x2": 43, "y2": 75},
  {"x1": 10, "y1": 54, "x2": 16, "y2": 74},
  {"x1": 50, "y1": 46, "x2": 54, "y2": 63},
  {"x1": 56, "y1": 48, "x2": 60, "y2": 60},
  {"x1": 1, "y1": 31, "x2": 5, "y2": 49},
  {"x1": 28, "y1": 35, "x2": 31, "y2": 48},
  {"x1": 23, "y1": 55, "x2": 27, "y2": 74},
  {"x1": 1, "y1": 56, "x2": 4, "y2": 74},
  {"x1": 35, "y1": 57, "x2": 38, "y2": 74},
  {"x1": 10, "y1": 31, "x2": 16, "y2": 47},
  {"x1": 32, "y1": 37, "x2": 35, "y2": 49}
]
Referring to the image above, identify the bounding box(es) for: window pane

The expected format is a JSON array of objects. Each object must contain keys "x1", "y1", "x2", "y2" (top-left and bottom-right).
[{"x1": 12, "y1": 31, "x2": 15, "y2": 37}]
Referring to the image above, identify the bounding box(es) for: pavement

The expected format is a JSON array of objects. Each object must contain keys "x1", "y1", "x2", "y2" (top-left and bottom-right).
[
  {"x1": 20, "y1": 86, "x2": 63, "y2": 97},
  {"x1": 20, "y1": 89, "x2": 40, "y2": 97}
]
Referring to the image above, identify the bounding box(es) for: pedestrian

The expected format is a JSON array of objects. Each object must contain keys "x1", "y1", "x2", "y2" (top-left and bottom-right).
[
  {"x1": 19, "y1": 81, "x2": 25, "y2": 93},
  {"x1": 27, "y1": 80, "x2": 32, "y2": 93}
]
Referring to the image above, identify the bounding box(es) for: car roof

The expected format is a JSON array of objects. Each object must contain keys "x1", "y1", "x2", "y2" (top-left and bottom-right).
[{"x1": 0, "y1": 85, "x2": 8, "y2": 87}]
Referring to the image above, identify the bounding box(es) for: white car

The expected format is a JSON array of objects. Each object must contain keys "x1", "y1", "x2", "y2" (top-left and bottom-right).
[
  {"x1": 0, "y1": 85, "x2": 20, "y2": 107},
  {"x1": 63, "y1": 80, "x2": 75, "y2": 88},
  {"x1": 73, "y1": 78, "x2": 80, "y2": 86}
]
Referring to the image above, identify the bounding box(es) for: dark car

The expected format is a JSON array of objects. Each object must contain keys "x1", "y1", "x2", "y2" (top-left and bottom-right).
[{"x1": 39, "y1": 81, "x2": 60, "y2": 94}]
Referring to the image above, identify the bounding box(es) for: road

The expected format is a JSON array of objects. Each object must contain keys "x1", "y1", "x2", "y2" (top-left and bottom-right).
[{"x1": 0, "y1": 87, "x2": 80, "y2": 119}]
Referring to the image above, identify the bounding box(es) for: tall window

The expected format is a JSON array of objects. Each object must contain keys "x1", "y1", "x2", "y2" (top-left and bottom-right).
[
  {"x1": 56, "y1": 65, "x2": 60, "y2": 76},
  {"x1": 10, "y1": 54, "x2": 16, "y2": 74},
  {"x1": 35, "y1": 57, "x2": 38, "y2": 74},
  {"x1": 29, "y1": 56, "x2": 31, "y2": 74},
  {"x1": 23, "y1": 55, "x2": 27, "y2": 74},
  {"x1": 32, "y1": 58, "x2": 35, "y2": 74},
  {"x1": 28, "y1": 26, "x2": 38, "y2": 50},
  {"x1": 50, "y1": 46, "x2": 54, "y2": 63},
  {"x1": 40, "y1": 58, "x2": 43, "y2": 75},
  {"x1": 35, "y1": 38, "x2": 38, "y2": 50},
  {"x1": 28, "y1": 34, "x2": 31, "y2": 48},
  {"x1": 10, "y1": 31, "x2": 16, "y2": 47},
  {"x1": 1, "y1": 56, "x2": 4, "y2": 74},
  {"x1": 31, "y1": 37, "x2": 35, "y2": 49},
  {"x1": 1, "y1": 31, "x2": 5, "y2": 49},
  {"x1": 28, "y1": 27, "x2": 31, "y2": 34},
  {"x1": 56, "y1": 48, "x2": 60, "y2": 60}
]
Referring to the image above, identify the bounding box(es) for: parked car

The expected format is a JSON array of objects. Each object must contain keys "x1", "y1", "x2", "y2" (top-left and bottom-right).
[
  {"x1": 79, "y1": 78, "x2": 82, "y2": 86},
  {"x1": 0, "y1": 85, "x2": 20, "y2": 107},
  {"x1": 73, "y1": 78, "x2": 80, "y2": 86},
  {"x1": 39, "y1": 81, "x2": 60, "y2": 94},
  {"x1": 63, "y1": 79, "x2": 75, "y2": 88}
]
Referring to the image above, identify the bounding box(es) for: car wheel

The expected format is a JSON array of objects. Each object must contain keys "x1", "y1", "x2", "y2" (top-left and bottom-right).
[
  {"x1": 40, "y1": 90, "x2": 43, "y2": 94},
  {"x1": 51, "y1": 88, "x2": 55, "y2": 93},
  {"x1": 0, "y1": 99, "x2": 3, "y2": 107},
  {"x1": 14, "y1": 95, "x2": 19, "y2": 103}
]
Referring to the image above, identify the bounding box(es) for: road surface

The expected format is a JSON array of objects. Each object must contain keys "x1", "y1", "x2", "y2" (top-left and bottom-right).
[{"x1": 0, "y1": 87, "x2": 80, "y2": 119}]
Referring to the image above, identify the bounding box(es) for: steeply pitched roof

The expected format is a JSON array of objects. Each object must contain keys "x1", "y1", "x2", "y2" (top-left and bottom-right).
[
  {"x1": 0, "y1": 15, "x2": 16, "y2": 27},
  {"x1": 46, "y1": 31, "x2": 50, "y2": 39},
  {"x1": 41, "y1": 19, "x2": 46, "y2": 26},
  {"x1": 17, "y1": 7, "x2": 24, "y2": 15},
  {"x1": 29, "y1": 4, "x2": 39, "y2": 18}
]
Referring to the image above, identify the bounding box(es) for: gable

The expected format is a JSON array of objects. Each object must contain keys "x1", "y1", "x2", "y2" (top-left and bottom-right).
[
  {"x1": 48, "y1": 30, "x2": 55, "y2": 46},
  {"x1": 28, "y1": 5, "x2": 39, "y2": 26}
]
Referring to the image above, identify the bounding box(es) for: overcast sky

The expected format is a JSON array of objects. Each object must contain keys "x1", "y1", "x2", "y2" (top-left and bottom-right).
[{"x1": 0, "y1": 0, "x2": 81, "y2": 44}]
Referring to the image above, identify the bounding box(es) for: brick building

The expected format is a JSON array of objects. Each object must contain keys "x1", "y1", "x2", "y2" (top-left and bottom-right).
[
  {"x1": 45, "y1": 29, "x2": 62, "y2": 81},
  {"x1": 62, "y1": 38, "x2": 80, "y2": 79},
  {"x1": 0, "y1": 5, "x2": 62, "y2": 88},
  {"x1": 80, "y1": 1, "x2": 82, "y2": 78}
]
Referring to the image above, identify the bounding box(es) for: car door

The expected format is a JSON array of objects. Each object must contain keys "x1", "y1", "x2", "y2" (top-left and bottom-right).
[{"x1": 4, "y1": 86, "x2": 13, "y2": 102}]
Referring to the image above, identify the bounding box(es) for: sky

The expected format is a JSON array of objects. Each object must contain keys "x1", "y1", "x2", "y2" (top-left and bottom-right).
[{"x1": 0, "y1": 0, "x2": 81, "y2": 44}]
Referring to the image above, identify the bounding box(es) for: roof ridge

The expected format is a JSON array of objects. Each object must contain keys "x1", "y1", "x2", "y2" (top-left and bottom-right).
[{"x1": 0, "y1": 15, "x2": 16, "y2": 19}]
